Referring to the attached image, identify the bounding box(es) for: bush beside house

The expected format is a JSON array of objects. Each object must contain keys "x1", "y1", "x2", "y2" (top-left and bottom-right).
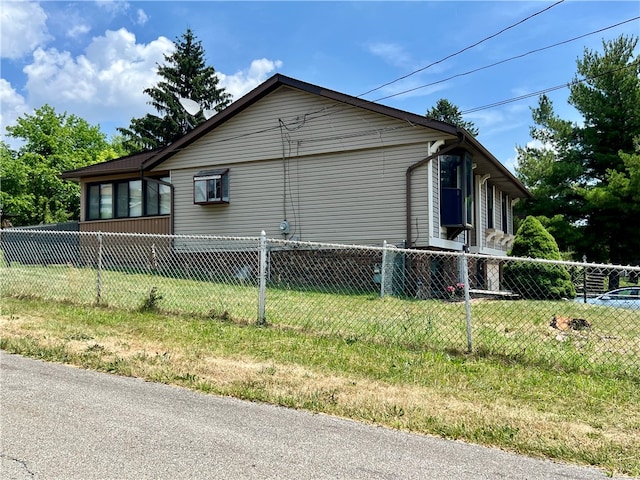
[{"x1": 503, "y1": 216, "x2": 576, "y2": 300}]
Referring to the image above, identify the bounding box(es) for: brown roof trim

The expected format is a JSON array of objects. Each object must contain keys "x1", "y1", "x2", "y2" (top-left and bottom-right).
[{"x1": 61, "y1": 148, "x2": 162, "y2": 180}]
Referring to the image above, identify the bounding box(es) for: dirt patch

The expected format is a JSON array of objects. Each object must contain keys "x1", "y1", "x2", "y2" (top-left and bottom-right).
[{"x1": 550, "y1": 315, "x2": 591, "y2": 331}]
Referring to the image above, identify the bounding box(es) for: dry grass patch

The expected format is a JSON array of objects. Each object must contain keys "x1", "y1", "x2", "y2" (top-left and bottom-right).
[{"x1": 1, "y1": 300, "x2": 638, "y2": 477}]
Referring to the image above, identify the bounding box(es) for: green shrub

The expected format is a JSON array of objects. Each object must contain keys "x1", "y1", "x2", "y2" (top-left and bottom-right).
[
  {"x1": 504, "y1": 216, "x2": 576, "y2": 300},
  {"x1": 139, "y1": 286, "x2": 163, "y2": 312}
]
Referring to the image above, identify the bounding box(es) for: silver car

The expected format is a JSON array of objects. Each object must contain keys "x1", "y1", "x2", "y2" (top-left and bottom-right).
[{"x1": 581, "y1": 286, "x2": 640, "y2": 310}]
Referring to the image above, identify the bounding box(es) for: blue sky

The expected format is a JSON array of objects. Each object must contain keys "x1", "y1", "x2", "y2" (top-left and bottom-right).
[{"x1": 1, "y1": 1, "x2": 638, "y2": 172}]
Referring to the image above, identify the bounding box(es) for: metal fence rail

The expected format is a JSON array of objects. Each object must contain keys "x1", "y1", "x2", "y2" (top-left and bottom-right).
[{"x1": 1, "y1": 229, "x2": 638, "y2": 374}]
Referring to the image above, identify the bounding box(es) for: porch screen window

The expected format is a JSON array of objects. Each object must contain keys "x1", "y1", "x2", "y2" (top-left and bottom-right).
[
  {"x1": 129, "y1": 180, "x2": 143, "y2": 217},
  {"x1": 194, "y1": 169, "x2": 229, "y2": 204},
  {"x1": 440, "y1": 151, "x2": 473, "y2": 231},
  {"x1": 115, "y1": 180, "x2": 142, "y2": 218},
  {"x1": 99, "y1": 184, "x2": 113, "y2": 219},
  {"x1": 86, "y1": 177, "x2": 170, "y2": 220},
  {"x1": 501, "y1": 192, "x2": 509, "y2": 234},
  {"x1": 88, "y1": 185, "x2": 100, "y2": 220},
  {"x1": 146, "y1": 178, "x2": 171, "y2": 215}
]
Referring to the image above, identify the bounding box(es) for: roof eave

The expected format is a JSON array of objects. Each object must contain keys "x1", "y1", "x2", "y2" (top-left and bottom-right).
[{"x1": 462, "y1": 134, "x2": 531, "y2": 199}]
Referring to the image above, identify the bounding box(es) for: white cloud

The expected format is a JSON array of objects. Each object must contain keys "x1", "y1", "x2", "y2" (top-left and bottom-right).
[
  {"x1": 218, "y1": 58, "x2": 283, "y2": 99},
  {"x1": 6, "y1": 18, "x2": 281, "y2": 138},
  {"x1": 136, "y1": 9, "x2": 148, "y2": 25},
  {"x1": 67, "y1": 24, "x2": 91, "y2": 39},
  {"x1": 95, "y1": 0, "x2": 130, "y2": 16},
  {"x1": 0, "y1": 78, "x2": 29, "y2": 144},
  {"x1": 23, "y1": 28, "x2": 173, "y2": 125},
  {"x1": 504, "y1": 147, "x2": 520, "y2": 175},
  {"x1": 367, "y1": 42, "x2": 413, "y2": 69},
  {"x1": 0, "y1": 1, "x2": 51, "y2": 59},
  {"x1": 365, "y1": 42, "x2": 454, "y2": 101}
]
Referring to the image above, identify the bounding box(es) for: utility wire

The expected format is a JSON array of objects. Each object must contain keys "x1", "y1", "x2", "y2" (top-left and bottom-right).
[
  {"x1": 460, "y1": 61, "x2": 639, "y2": 114},
  {"x1": 372, "y1": 16, "x2": 640, "y2": 103},
  {"x1": 358, "y1": 0, "x2": 565, "y2": 98}
]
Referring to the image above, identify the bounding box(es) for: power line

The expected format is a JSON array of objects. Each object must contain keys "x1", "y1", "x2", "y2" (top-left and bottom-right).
[
  {"x1": 460, "y1": 62, "x2": 639, "y2": 114},
  {"x1": 358, "y1": 0, "x2": 565, "y2": 98},
  {"x1": 372, "y1": 16, "x2": 640, "y2": 103}
]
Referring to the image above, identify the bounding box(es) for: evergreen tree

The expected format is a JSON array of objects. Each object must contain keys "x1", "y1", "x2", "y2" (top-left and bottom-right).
[
  {"x1": 119, "y1": 28, "x2": 232, "y2": 151},
  {"x1": 425, "y1": 98, "x2": 479, "y2": 136},
  {"x1": 503, "y1": 216, "x2": 576, "y2": 300},
  {"x1": 515, "y1": 35, "x2": 640, "y2": 270}
]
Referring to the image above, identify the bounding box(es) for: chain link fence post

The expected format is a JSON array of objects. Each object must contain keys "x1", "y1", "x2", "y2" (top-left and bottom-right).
[
  {"x1": 462, "y1": 251, "x2": 473, "y2": 353},
  {"x1": 257, "y1": 230, "x2": 267, "y2": 325},
  {"x1": 96, "y1": 232, "x2": 103, "y2": 304},
  {"x1": 582, "y1": 255, "x2": 588, "y2": 303},
  {"x1": 380, "y1": 240, "x2": 387, "y2": 298}
]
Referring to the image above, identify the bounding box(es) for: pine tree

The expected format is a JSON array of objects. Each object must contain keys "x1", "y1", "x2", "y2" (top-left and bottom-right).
[
  {"x1": 515, "y1": 35, "x2": 640, "y2": 271},
  {"x1": 425, "y1": 98, "x2": 479, "y2": 136},
  {"x1": 119, "y1": 29, "x2": 232, "y2": 151}
]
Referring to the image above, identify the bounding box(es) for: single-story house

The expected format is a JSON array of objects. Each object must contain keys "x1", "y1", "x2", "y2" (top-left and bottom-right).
[{"x1": 62, "y1": 74, "x2": 530, "y2": 294}]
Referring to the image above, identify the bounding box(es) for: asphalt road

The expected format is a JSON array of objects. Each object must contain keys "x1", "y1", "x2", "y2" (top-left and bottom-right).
[{"x1": 0, "y1": 351, "x2": 628, "y2": 480}]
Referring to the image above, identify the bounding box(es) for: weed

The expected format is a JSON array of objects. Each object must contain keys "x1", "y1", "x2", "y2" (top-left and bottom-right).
[
  {"x1": 66, "y1": 332, "x2": 94, "y2": 341},
  {"x1": 259, "y1": 364, "x2": 277, "y2": 376},
  {"x1": 207, "y1": 306, "x2": 232, "y2": 322},
  {"x1": 139, "y1": 286, "x2": 163, "y2": 312}
]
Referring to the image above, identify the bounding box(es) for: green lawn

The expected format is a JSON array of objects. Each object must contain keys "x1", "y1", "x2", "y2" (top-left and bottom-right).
[{"x1": 3, "y1": 262, "x2": 638, "y2": 375}]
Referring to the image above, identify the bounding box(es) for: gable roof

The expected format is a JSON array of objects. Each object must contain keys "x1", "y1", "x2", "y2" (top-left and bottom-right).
[
  {"x1": 62, "y1": 74, "x2": 530, "y2": 198},
  {"x1": 141, "y1": 74, "x2": 462, "y2": 171}
]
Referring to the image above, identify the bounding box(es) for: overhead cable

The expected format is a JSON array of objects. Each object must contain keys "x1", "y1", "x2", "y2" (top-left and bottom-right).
[
  {"x1": 372, "y1": 16, "x2": 640, "y2": 103},
  {"x1": 358, "y1": 0, "x2": 565, "y2": 98},
  {"x1": 460, "y1": 62, "x2": 639, "y2": 114}
]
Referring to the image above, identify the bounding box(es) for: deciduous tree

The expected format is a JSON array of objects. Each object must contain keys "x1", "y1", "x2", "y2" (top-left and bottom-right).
[{"x1": 0, "y1": 105, "x2": 116, "y2": 226}]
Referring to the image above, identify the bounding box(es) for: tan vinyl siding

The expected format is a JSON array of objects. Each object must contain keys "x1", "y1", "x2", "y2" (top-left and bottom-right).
[
  {"x1": 409, "y1": 162, "x2": 430, "y2": 248},
  {"x1": 155, "y1": 86, "x2": 446, "y2": 172},
  {"x1": 171, "y1": 143, "x2": 436, "y2": 246},
  {"x1": 161, "y1": 86, "x2": 452, "y2": 246}
]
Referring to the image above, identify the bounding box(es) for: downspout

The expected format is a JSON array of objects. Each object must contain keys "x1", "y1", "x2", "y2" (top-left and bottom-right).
[{"x1": 405, "y1": 131, "x2": 465, "y2": 247}]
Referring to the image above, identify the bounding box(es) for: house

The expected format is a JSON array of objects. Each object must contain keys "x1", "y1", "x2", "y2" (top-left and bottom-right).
[{"x1": 62, "y1": 74, "x2": 530, "y2": 294}]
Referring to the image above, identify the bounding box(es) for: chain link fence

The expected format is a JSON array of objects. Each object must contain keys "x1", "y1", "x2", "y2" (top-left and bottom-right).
[{"x1": 1, "y1": 229, "x2": 638, "y2": 375}]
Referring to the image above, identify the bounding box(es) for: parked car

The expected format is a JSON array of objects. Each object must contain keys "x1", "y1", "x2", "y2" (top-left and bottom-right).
[{"x1": 580, "y1": 287, "x2": 640, "y2": 310}]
